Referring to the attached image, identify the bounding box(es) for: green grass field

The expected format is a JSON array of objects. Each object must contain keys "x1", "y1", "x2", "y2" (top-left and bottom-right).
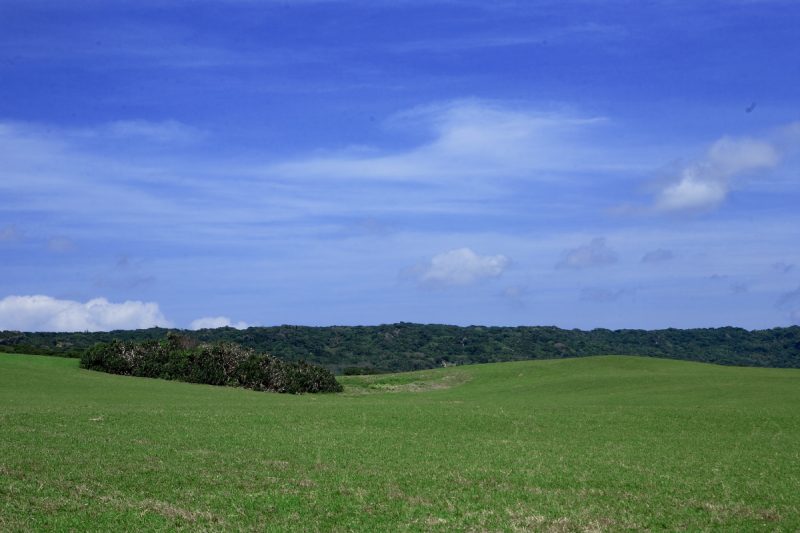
[{"x1": 2, "y1": 353, "x2": 799, "y2": 531}]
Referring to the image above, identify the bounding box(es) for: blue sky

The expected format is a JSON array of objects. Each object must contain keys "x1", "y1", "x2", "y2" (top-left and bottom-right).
[{"x1": 1, "y1": 0, "x2": 799, "y2": 331}]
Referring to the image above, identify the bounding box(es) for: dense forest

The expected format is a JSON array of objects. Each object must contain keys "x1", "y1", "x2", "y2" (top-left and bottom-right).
[{"x1": 1, "y1": 323, "x2": 798, "y2": 373}]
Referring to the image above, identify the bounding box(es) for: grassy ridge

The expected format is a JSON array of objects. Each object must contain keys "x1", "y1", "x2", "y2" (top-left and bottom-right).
[{"x1": 1, "y1": 353, "x2": 799, "y2": 530}]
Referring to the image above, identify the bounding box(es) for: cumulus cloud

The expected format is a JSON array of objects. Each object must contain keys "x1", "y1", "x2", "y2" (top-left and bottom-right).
[
  {"x1": 408, "y1": 247, "x2": 509, "y2": 287},
  {"x1": 557, "y1": 238, "x2": 617, "y2": 269},
  {"x1": 653, "y1": 135, "x2": 781, "y2": 213},
  {"x1": 0, "y1": 295, "x2": 172, "y2": 332},
  {"x1": 641, "y1": 248, "x2": 674, "y2": 263},
  {"x1": 189, "y1": 316, "x2": 249, "y2": 330}
]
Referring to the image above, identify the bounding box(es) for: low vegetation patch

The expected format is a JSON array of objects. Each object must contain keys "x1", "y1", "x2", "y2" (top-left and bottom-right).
[
  {"x1": 80, "y1": 333, "x2": 342, "y2": 394},
  {"x1": 342, "y1": 368, "x2": 471, "y2": 394}
]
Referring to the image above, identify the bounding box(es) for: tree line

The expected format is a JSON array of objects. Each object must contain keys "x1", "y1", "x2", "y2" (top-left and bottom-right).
[{"x1": 1, "y1": 323, "x2": 798, "y2": 373}]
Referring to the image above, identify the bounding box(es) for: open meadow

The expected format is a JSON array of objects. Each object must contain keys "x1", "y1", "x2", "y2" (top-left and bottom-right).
[{"x1": 1, "y1": 353, "x2": 799, "y2": 531}]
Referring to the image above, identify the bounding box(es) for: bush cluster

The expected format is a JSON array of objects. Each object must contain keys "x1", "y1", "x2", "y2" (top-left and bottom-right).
[{"x1": 80, "y1": 333, "x2": 343, "y2": 394}]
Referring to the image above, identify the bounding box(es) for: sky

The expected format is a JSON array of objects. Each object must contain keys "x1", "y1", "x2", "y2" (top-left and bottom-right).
[{"x1": 1, "y1": 0, "x2": 799, "y2": 332}]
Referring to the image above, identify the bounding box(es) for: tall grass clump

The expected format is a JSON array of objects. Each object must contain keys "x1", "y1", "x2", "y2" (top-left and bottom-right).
[{"x1": 80, "y1": 333, "x2": 342, "y2": 393}]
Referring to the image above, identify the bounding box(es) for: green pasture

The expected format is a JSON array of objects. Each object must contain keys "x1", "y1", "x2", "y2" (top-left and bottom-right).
[{"x1": 1, "y1": 353, "x2": 799, "y2": 531}]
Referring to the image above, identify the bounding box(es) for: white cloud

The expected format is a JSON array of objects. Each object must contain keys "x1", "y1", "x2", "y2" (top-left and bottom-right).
[
  {"x1": 653, "y1": 135, "x2": 781, "y2": 212},
  {"x1": 410, "y1": 247, "x2": 509, "y2": 287},
  {"x1": 189, "y1": 316, "x2": 249, "y2": 330},
  {"x1": 557, "y1": 238, "x2": 618, "y2": 269},
  {"x1": 0, "y1": 295, "x2": 172, "y2": 332}
]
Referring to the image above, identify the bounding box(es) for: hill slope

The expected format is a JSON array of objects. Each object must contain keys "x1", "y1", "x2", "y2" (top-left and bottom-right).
[{"x1": 1, "y1": 353, "x2": 799, "y2": 530}]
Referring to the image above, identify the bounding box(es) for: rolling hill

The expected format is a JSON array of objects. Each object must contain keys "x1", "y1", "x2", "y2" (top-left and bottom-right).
[{"x1": 1, "y1": 353, "x2": 799, "y2": 530}]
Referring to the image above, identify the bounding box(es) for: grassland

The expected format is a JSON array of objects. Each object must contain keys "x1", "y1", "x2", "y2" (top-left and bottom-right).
[{"x1": 1, "y1": 353, "x2": 799, "y2": 531}]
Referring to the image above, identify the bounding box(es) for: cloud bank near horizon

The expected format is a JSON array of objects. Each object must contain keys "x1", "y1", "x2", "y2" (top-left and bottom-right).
[
  {"x1": 0, "y1": 295, "x2": 172, "y2": 332},
  {"x1": 0, "y1": 295, "x2": 254, "y2": 332},
  {"x1": 190, "y1": 316, "x2": 249, "y2": 330}
]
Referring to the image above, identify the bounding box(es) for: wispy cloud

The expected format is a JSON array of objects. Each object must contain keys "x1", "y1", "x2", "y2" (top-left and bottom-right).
[
  {"x1": 97, "y1": 120, "x2": 205, "y2": 143},
  {"x1": 3, "y1": 106, "x2": 592, "y2": 239},
  {"x1": 0, "y1": 20, "x2": 323, "y2": 70},
  {"x1": 47, "y1": 236, "x2": 76, "y2": 253},
  {"x1": 772, "y1": 262, "x2": 794, "y2": 274},
  {"x1": 777, "y1": 286, "x2": 800, "y2": 324},
  {"x1": 579, "y1": 287, "x2": 632, "y2": 303},
  {"x1": 0, "y1": 226, "x2": 21, "y2": 241},
  {"x1": 389, "y1": 23, "x2": 625, "y2": 54},
  {"x1": 730, "y1": 282, "x2": 749, "y2": 295},
  {"x1": 641, "y1": 249, "x2": 674, "y2": 263},
  {"x1": 267, "y1": 99, "x2": 607, "y2": 183},
  {"x1": 87, "y1": 255, "x2": 156, "y2": 290},
  {"x1": 2, "y1": 119, "x2": 205, "y2": 145},
  {"x1": 557, "y1": 238, "x2": 618, "y2": 269},
  {"x1": 777, "y1": 286, "x2": 800, "y2": 310},
  {"x1": 501, "y1": 285, "x2": 529, "y2": 299}
]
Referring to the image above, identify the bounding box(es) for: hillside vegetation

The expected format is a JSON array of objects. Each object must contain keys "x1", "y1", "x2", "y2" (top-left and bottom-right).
[
  {"x1": 1, "y1": 323, "x2": 799, "y2": 372},
  {"x1": 1, "y1": 353, "x2": 799, "y2": 531}
]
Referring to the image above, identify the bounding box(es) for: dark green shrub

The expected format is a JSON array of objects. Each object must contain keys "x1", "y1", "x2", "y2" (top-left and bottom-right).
[
  {"x1": 81, "y1": 340, "x2": 133, "y2": 375},
  {"x1": 79, "y1": 335, "x2": 342, "y2": 394},
  {"x1": 235, "y1": 353, "x2": 343, "y2": 393}
]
